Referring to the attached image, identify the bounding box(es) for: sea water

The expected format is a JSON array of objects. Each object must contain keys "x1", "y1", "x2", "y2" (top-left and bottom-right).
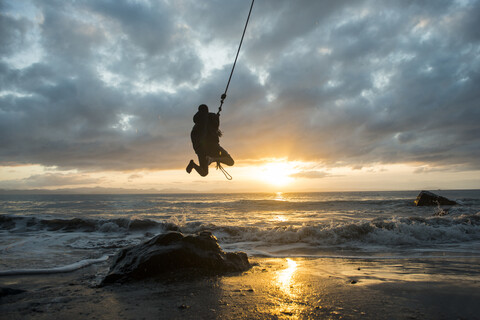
[{"x1": 1, "y1": 190, "x2": 479, "y2": 274}]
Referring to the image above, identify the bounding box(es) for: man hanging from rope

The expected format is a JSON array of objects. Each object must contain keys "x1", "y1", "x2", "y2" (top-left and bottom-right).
[
  {"x1": 186, "y1": 0, "x2": 253, "y2": 178},
  {"x1": 186, "y1": 103, "x2": 234, "y2": 177}
]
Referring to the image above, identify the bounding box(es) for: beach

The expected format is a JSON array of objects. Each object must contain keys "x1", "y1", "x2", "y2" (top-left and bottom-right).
[
  {"x1": 1, "y1": 191, "x2": 480, "y2": 319},
  {"x1": 2, "y1": 256, "x2": 480, "y2": 319}
]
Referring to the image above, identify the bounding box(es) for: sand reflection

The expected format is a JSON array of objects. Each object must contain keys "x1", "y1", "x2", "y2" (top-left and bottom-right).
[
  {"x1": 271, "y1": 258, "x2": 306, "y2": 318},
  {"x1": 278, "y1": 258, "x2": 297, "y2": 296}
]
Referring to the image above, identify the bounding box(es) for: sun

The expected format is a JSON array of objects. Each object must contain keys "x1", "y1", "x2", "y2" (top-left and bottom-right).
[{"x1": 258, "y1": 161, "x2": 296, "y2": 186}]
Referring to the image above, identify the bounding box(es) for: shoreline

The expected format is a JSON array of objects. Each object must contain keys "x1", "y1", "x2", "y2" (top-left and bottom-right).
[{"x1": 2, "y1": 256, "x2": 480, "y2": 319}]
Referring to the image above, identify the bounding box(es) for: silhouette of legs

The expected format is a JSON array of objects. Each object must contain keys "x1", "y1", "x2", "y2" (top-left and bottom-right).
[
  {"x1": 211, "y1": 146, "x2": 234, "y2": 166},
  {"x1": 186, "y1": 160, "x2": 195, "y2": 173},
  {"x1": 186, "y1": 146, "x2": 234, "y2": 177},
  {"x1": 186, "y1": 153, "x2": 209, "y2": 177}
]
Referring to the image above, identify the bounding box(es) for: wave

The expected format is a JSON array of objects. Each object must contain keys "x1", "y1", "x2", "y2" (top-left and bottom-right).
[
  {"x1": 0, "y1": 215, "x2": 178, "y2": 233},
  {"x1": 225, "y1": 198, "x2": 412, "y2": 211},
  {"x1": 2, "y1": 211, "x2": 480, "y2": 248},
  {"x1": 160, "y1": 198, "x2": 425, "y2": 213},
  {"x1": 0, "y1": 255, "x2": 110, "y2": 276},
  {"x1": 182, "y1": 212, "x2": 480, "y2": 247}
]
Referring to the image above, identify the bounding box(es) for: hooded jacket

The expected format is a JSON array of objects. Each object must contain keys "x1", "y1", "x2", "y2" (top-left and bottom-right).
[{"x1": 191, "y1": 110, "x2": 220, "y2": 155}]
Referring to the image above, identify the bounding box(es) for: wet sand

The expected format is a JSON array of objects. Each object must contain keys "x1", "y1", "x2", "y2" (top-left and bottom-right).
[{"x1": 1, "y1": 257, "x2": 480, "y2": 319}]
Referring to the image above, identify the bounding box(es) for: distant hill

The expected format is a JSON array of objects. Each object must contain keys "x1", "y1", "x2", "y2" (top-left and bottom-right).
[{"x1": 0, "y1": 187, "x2": 198, "y2": 195}]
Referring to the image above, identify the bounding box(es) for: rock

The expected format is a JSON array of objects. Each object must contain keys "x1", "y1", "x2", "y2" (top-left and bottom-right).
[
  {"x1": 0, "y1": 287, "x2": 26, "y2": 297},
  {"x1": 414, "y1": 191, "x2": 456, "y2": 206},
  {"x1": 102, "y1": 231, "x2": 250, "y2": 284}
]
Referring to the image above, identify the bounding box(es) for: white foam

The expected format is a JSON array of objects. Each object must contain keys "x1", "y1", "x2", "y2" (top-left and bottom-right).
[{"x1": 0, "y1": 255, "x2": 109, "y2": 276}]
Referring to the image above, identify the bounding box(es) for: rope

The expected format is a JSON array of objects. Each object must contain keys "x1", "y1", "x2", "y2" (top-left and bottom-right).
[
  {"x1": 214, "y1": 0, "x2": 254, "y2": 181},
  {"x1": 216, "y1": 162, "x2": 233, "y2": 180},
  {"x1": 218, "y1": 0, "x2": 255, "y2": 115}
]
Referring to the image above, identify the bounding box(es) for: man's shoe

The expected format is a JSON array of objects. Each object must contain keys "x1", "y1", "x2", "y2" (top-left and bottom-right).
[{"x1": 186, "y1": 160, "x2": 194, "y2": 173}]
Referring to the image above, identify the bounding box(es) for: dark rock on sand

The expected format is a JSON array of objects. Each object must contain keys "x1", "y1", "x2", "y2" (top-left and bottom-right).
[
  {"x1": 414, "y1": 190, "x2": 457, "y2": 206},
  {"x1": 0, "y1": 287, "x2": 26, "y2": 297},
  {"x1": 102, "y1": 231, "x2": 250, "y2": 284}
]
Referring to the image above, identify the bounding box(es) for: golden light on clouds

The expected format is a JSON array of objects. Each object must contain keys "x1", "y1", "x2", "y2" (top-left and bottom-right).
[{"x1": 1, "y1": 162, "x2": 479, "y2": 192}]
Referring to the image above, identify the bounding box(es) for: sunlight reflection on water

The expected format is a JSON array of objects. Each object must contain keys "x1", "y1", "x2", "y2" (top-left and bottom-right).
[
  {"x1": 272, "y1": 258, "x2": 305, "y2": 318},
  {"x1": 273, "y1": 215, "x2": 288, "y2": 222},
  {"x1": 274, "y1": 192, "x2": 286, "y2": 201},
  {"x1": 278, "y1": 258, "x2": 297, "y2": 296}
]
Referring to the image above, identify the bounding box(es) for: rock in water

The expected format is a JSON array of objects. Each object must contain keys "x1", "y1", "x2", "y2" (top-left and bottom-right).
[
  {"x1": 0, "y1": 287, "x2": 26, "y2": 297},
  {"x1": 102, "y1": 231, "x2": 250, "y2": 284},
  {"x1": 414, "y1": 190, "x2": 457, "y2": 206}
]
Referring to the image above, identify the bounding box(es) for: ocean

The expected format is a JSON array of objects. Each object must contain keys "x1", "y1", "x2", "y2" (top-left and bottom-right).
[{"x1": 1, "y1": 190, "x2": 479, "y2": 275}]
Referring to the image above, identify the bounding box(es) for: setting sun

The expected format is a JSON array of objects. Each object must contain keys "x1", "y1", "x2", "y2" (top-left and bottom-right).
[{"x1": 258, "y1": 161, "x2": 296, "y2": 186}]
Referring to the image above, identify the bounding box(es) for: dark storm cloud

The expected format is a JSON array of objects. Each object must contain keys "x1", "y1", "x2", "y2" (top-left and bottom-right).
[
  {"x1": 0, "y1": 1, "x2": 30, "y2": 55},
  {"x1": 0, "y1": 0, "x2": 479, "y2": 172},
  {"x1": 237, "y1": 0, "x2": 480, "y2": 169},
  {"x1": 87, "y1": 0, "x2": 174, "y2": 55}
]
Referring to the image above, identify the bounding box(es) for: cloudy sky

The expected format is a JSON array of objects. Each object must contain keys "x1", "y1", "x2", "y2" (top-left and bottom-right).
[{"x1": 1, "y1": 0, "x2": 479, "y2": 192}]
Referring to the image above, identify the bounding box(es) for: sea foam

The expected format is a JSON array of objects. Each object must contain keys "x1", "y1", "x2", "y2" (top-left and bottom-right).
[{"x1": 0, "y1": 255, "x2": 109, "y2": 276}]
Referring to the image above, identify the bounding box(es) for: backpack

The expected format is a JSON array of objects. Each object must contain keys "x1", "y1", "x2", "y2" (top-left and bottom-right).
[{"x1": 207, "y1": 113, "x2": 222, "y2": 142}]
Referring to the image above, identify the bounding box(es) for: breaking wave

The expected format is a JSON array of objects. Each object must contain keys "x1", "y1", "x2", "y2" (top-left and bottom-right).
[
  {"x1": 183, "y1": 212, "x2": 480, "y2": 247},
  {"x1": 0, "y1": 215, "x2": 177, "y2": 233},
  {"x1": 1, "y1": 211, "x2": 480, "y2": 248}
]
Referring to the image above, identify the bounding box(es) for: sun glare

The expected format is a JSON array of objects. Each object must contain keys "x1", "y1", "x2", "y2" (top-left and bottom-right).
[{"x1": 259, "y1": 161, "x2": 296, "y2": 186}]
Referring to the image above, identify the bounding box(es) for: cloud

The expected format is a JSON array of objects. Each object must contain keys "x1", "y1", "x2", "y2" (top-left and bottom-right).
[
  {"x1": 0, "y1": 1, "x2": 31, "y2": 55},
  {"x1": 290, "y1": 170, "x2": 331, "y2": 179},
  {"x1": 0, "y1": 0, "x2": 479, "y2": 173},
  {"x1": 128, "y1": 173, "x2": 143, "y2": 181},
  {"x1": 0, "y1": 173, "x2": 101, "y2": 189},
  {"x1": 87, "y1": 0, "x2": 174, "y2": 55}
]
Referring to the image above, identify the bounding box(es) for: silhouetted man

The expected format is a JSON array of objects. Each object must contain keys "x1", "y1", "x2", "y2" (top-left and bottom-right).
[{"x1": 186, "y1": 104, "x2": 234, "y2": 176}]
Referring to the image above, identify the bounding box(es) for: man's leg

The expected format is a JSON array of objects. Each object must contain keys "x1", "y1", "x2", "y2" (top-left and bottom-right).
[
  {"x1": 214, "y1": 146, "x2": 234, "y2": 166},
  {"x1": 186, "y1": 160, "x2": 195, "y2": 173},
  {"x1": 187, "y1": 153, "x2": 209, "y2": 177},
  {"x1": 196, "y1": 154, "x2": 209, "y2": 176}
]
